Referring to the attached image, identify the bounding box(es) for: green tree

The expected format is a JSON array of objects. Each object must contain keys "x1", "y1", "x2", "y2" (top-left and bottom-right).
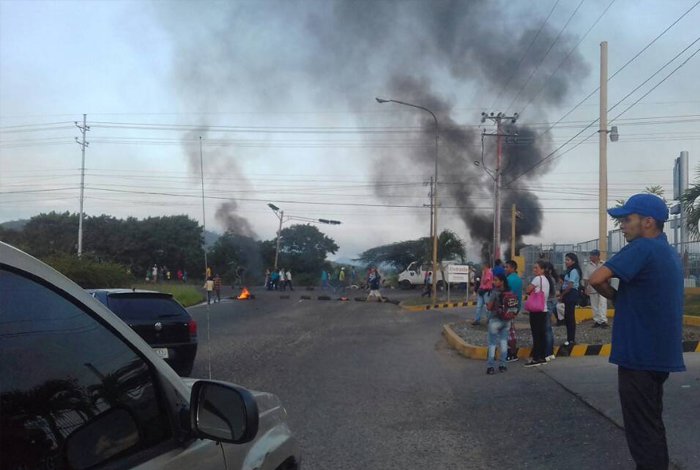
[
  {"x1": 208, "y1": 232, "x2": 262, "y2": 284},
  {"x1": 276, "y1": 224, "x2": 338, "y2": 275},
  {"x1": 356, "y1": 230, "x2": 465, "y2": 270},
  {"x1": 682, "y1": 168, "x2": 700, "y2": 239}
]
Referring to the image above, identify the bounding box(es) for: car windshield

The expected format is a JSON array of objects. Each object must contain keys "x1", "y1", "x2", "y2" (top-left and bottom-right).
[{"x1": 107, "y1": 295, "x2": 186, "y2": 322}]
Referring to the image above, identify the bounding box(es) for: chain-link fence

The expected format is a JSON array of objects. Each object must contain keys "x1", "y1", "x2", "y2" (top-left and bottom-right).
[{"x1": 520, "y1": 228, "x2": 700, "y2": 287}]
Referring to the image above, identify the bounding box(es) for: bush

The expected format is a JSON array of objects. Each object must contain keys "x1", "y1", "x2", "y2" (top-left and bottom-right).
[
  {"x1": 42, "y1": 254, "x2": 132, "y2": 289},
  {"x1": 130, "y1": 282, "x2": 204, "y2": 307}
]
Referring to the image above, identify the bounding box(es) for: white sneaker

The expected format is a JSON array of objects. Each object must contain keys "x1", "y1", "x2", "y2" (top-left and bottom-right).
[{"x1": 545, "y1": 355, "x2": 556, "y2": 362}]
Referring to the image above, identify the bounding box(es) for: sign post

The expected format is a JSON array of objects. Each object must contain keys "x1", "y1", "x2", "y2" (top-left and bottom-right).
[{"x1": 447, "y1": 265, "x2": 470, "y2": 304}]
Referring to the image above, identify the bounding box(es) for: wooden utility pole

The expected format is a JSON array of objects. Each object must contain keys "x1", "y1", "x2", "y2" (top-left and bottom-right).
[{"x1": 599, "y1": 41, "x2": 608, "y2": 261}]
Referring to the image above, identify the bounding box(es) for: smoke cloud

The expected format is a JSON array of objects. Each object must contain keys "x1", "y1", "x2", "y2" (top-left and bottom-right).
[{"x1": 156, "y1": 0, "x2": 590, "y2": 256}]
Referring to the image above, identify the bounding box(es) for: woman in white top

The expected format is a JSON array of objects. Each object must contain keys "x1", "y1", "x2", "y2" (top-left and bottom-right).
[{"x1": 524, "y1": 260, "x2": 550, "y2": 367}]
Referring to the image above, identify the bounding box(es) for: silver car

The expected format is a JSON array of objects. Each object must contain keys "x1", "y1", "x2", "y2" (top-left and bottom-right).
[{"x1": 0, "y1": 242, "x2": 301, "y2": 470}]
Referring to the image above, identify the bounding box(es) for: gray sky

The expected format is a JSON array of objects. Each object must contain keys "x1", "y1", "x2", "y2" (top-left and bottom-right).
[{"x1": 1, "y1": 0, "x2": 699, "y2": 261}]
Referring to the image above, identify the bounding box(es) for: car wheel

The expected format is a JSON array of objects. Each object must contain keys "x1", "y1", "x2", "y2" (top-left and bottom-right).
[{"x1": 400, "y1": 280, "x2": 412, "y2": 290}]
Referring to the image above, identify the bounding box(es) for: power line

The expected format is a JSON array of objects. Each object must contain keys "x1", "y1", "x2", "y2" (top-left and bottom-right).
[
  {"x1": 519, "y1": 0, "x2": 617, "y2": 116},
  {"x1": 506, "y1": 37, "x2": 700, "y2": 185},
  {"x1": 505, "y1": 0, "x2": 586, "y2": 112},
  {"x1": 489, "y1": 0, "x2": 561, "y2": 109}
]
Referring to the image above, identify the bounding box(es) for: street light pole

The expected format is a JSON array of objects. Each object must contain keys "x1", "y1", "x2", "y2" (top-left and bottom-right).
[
  {"x1": 376, "y1": 97, "x2": 439, "y2": 304},
  {"x1": 268, "y1": 203, "x2": 341, "y2": 272}
]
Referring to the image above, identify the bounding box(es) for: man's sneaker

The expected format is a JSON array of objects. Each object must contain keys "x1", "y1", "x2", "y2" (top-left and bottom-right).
[
  {"x1": 471, "y1": 320, "x2": 480, "y2": 326},
  {"x1": 545, "y1": 355, "x2": 556, "y2": 362},
  {"x1": 563, "y1": 340, "x2": 576, "y2": 347},
  {"x1": 486, "y1": 367, "x2": 495, "y2": 375},
  {"x1": 499, "y1": 366, "x2": 508, "y2": 373},
  {"x1": 524, "y1": 359, "x2": 544, "y2": 368},
  {"x1": 599, "y1": 323, "x2": 609, "y2": 329},
  {"x1": 591, "y1": 322, "x2": 600, "y2": 328},
  {"x1": 506, "y1": 355, "x2": 519, "y2": 363}
]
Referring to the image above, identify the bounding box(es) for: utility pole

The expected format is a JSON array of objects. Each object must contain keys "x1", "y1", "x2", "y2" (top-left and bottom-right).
[
  {"x1": 75, "y1": 114, "x2": 89, "y2": 257},
  {"x1": 598, "y1": 41, "x2": 609, "y2": 261},
  {"x1": 199, "y1": 137, "x2": 208, "y2": 279},
  {"x1": 481, "y1": 112, "x2": 518, "y2": 264},
  {"x1": 274, "y1": 210, "x2": 284, "y2": 270},
  {"x1": 429, "y1": 177, "x2": 434, "y2": 243},
  {"x1": 511, "y1": 204, "x2": 516, "y2": 259}
]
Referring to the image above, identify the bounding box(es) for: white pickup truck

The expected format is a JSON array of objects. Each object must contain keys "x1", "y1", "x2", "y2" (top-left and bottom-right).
[{"x1": 397, "y1": 261, "x2": 447, "y2": 289}]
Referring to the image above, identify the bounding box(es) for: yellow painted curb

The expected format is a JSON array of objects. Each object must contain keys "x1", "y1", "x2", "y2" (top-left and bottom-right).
[{"x1": 400, "y1": 300, "x2": 476, "y2": 312}]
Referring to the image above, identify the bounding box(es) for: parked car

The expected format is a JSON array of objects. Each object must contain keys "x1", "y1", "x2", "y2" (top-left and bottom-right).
[
  {"x1": 89, "y1": 289, "x2": 198, "y2": 377},
  {"x1": 0, "y1": 242, "x2": 301, "y2": 470}
]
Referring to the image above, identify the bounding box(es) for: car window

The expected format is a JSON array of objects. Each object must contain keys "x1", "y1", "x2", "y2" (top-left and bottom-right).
[
  {"x1": 0, "y1": 268, "x2": 172, "y2": 470},
  {"x1": 106, "y1": 294, "x2": 189, "y2": 322}
]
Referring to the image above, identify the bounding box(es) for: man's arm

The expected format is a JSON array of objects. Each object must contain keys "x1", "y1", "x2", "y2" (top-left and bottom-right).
[{"x1": 589, "y1": 266, "x2": 616, "y2": 300}]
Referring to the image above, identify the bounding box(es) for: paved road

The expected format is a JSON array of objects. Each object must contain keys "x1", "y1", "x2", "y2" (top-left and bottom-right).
[{"x1": 187, "y1": 290, "x2": 688, "y2": 469}]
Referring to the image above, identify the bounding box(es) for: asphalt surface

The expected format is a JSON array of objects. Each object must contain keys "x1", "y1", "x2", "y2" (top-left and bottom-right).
[{"x1": 187, "y1": 288, "x2": 689, "y2": 470}]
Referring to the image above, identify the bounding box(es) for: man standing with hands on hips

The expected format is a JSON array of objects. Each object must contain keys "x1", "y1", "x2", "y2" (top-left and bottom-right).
[{"x1": 590, "y1": 193, "x2": 685, "y2": 470}]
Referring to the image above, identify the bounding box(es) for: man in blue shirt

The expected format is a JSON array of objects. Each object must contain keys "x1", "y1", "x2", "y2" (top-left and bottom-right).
[
  {"x1": 504, "y1": 260, "x2": 522, "y2": 362},
  {"x1": 590, "y1": 193, "x2": 685, "y2": 469}
]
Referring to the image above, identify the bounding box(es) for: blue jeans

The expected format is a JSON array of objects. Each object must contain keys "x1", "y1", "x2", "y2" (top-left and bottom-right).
[
  {"x1": 546, "y1": 299, "x2": 556, "y2": 356},
  {"x1": 475, "y1": 292, "x2": 488, "y2": 322},
  {"x1": 487, "y1": 316, "x2": 510, "y2": 367}
]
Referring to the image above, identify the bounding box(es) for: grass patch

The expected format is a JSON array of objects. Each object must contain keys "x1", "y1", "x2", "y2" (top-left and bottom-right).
[
  {"x1": 684, "y1": 288, "x2": 700, "y2": 316},
  {"x1": 131, "y1": 282, "x2": 204, "y2": 307}
]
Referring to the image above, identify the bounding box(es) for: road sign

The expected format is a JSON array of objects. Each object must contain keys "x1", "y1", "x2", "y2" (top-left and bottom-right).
[{"x1": 447, "y1": 264, "x2": 470, "y2": 283}]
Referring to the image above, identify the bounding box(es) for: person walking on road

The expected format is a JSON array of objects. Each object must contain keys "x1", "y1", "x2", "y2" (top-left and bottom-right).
[
  {"x1": 590, "y1": 193, "x2": 685, "y2": 470},
  {"x1": 584, "y1": 249, "x2": 608, "y2": 328},
  {"x1": 203, "y1": 276, "x2": 214, "y2": 305},
  {"x1": 366, "y1": 267, "x2": 383, "y2": 302},
  {"x1": 524, "y1": 260, "x2": 551, "y2": 367},
  {"x1": 321, "y1": 269, "x2": 329, "y2": 290},
  {"x1": 285, "y1": 269, "x2": 294, "y2": 291},
  {"x1": 485, "y1": 273, "x2": 512, "y2": 374},
  {"x1": 504, "y1": 260, "x2": 522, "y2": 362},
  {"x1": 473, "y1": 263, "x2": 493, "y2": 326},
  {"x1": 338, "y1": 267, "x2": 347, "y2": 294},
  {"x1": 213, "y1": 274, "x2": 222, "y2": 303},
  {"x1": 559, "y1": 253, "x2": 582, "y2": 347},
  {"x1": 421, "y1": 271, "x2": 432, "y2": 297}
]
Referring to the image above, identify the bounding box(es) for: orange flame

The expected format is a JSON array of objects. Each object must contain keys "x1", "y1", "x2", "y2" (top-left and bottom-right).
[{"x1": 237, "y1": 287, "x2": 251, "y2": 300}]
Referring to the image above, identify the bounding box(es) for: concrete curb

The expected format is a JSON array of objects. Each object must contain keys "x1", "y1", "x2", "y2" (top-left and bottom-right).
[
  {"x1": 400, "y1": 301, "x2": 476, "y2": 312},
  {"x1": 442, "y1": 323, "x2": 700, "y2": 361}
]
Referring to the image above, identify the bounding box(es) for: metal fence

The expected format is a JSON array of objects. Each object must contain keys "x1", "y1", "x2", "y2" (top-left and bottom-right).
[{"x1": 520, "y1": 227, "x2": 700, "y2": 287}]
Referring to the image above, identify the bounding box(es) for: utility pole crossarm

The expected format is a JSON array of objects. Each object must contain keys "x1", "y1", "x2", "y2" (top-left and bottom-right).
[{"x1": 480, "y1": 112, "x2": 518, "y2": 263}]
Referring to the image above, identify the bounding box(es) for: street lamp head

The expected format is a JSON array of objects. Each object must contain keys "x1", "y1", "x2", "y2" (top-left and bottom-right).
[
  {"x1": 610, "y1": 125, "x2": 619, "y2": 142},
  {"x1": 267, "y1": 203, "x2": 280, "y2": 211},
  {"x1": 375, "y1": 97, "x2": 390, "y2": 104},
  {"x1": 473, "y1": 161, "x2": 481, "y2": 167}
]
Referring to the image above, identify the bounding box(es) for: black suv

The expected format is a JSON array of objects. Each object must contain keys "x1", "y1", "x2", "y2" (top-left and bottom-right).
[{"x1": 90, "y1": 289, "x2": 197, "y2": 376}]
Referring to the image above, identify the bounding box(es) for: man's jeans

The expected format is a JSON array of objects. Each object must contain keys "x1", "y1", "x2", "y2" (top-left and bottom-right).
[
  {"x1": 487, "y1": 317, "x2": 510, "y2": 368},
  {"x1": 618, "y1": 367, "x2": 670, "y2": 470},
  {"x1": 590, "y1": 292, "x2": 608, "y2": 324},
  {"x1": 475, "y1": 292, "x2": 488, "y2": 322}
]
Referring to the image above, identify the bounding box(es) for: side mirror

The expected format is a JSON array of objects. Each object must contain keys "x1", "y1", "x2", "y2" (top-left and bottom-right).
[{"x1": 190, "y1": 380, "x2": 259, "y2": 444}]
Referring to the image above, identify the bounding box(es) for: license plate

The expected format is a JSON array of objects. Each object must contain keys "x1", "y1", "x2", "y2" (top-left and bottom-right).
[{"x1": 153, "y1": 348, "x2": 169, "y2": 359}]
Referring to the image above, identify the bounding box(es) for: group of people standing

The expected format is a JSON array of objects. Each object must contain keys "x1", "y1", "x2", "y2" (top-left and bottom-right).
[
  {"x1": 265, "y1": 268, "x2": 294, "y2": 291},
  {"x1": 475, "y1": 250, "x2": 610, "y2": 371}
]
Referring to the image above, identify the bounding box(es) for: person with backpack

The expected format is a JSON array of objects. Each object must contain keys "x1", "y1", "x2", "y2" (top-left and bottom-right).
[
  {"x1": 366, "y1": 267, "x2": 383, "y2": 302},
  {"x1": 485, "y1": 273, "x2": 518, "y2": 375},
  {"x1": 559, "y1": 253, "x2": 582, "y2": 347},
  {"x1": 524, "y1": 260, "x2": 551, "y2": 367},
  {"x1": 504, "y1": 260, "x2": 522, "y2": 362}
]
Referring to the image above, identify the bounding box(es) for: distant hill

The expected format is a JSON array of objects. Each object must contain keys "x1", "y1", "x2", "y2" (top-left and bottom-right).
[{"x1": 0, "y1": 219, "x2": 29, "y2": 231}]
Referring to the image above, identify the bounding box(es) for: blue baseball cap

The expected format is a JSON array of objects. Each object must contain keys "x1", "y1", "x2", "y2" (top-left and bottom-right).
[{"x1": 607, "y1": 193, "x2": 669, "y2": 221}]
